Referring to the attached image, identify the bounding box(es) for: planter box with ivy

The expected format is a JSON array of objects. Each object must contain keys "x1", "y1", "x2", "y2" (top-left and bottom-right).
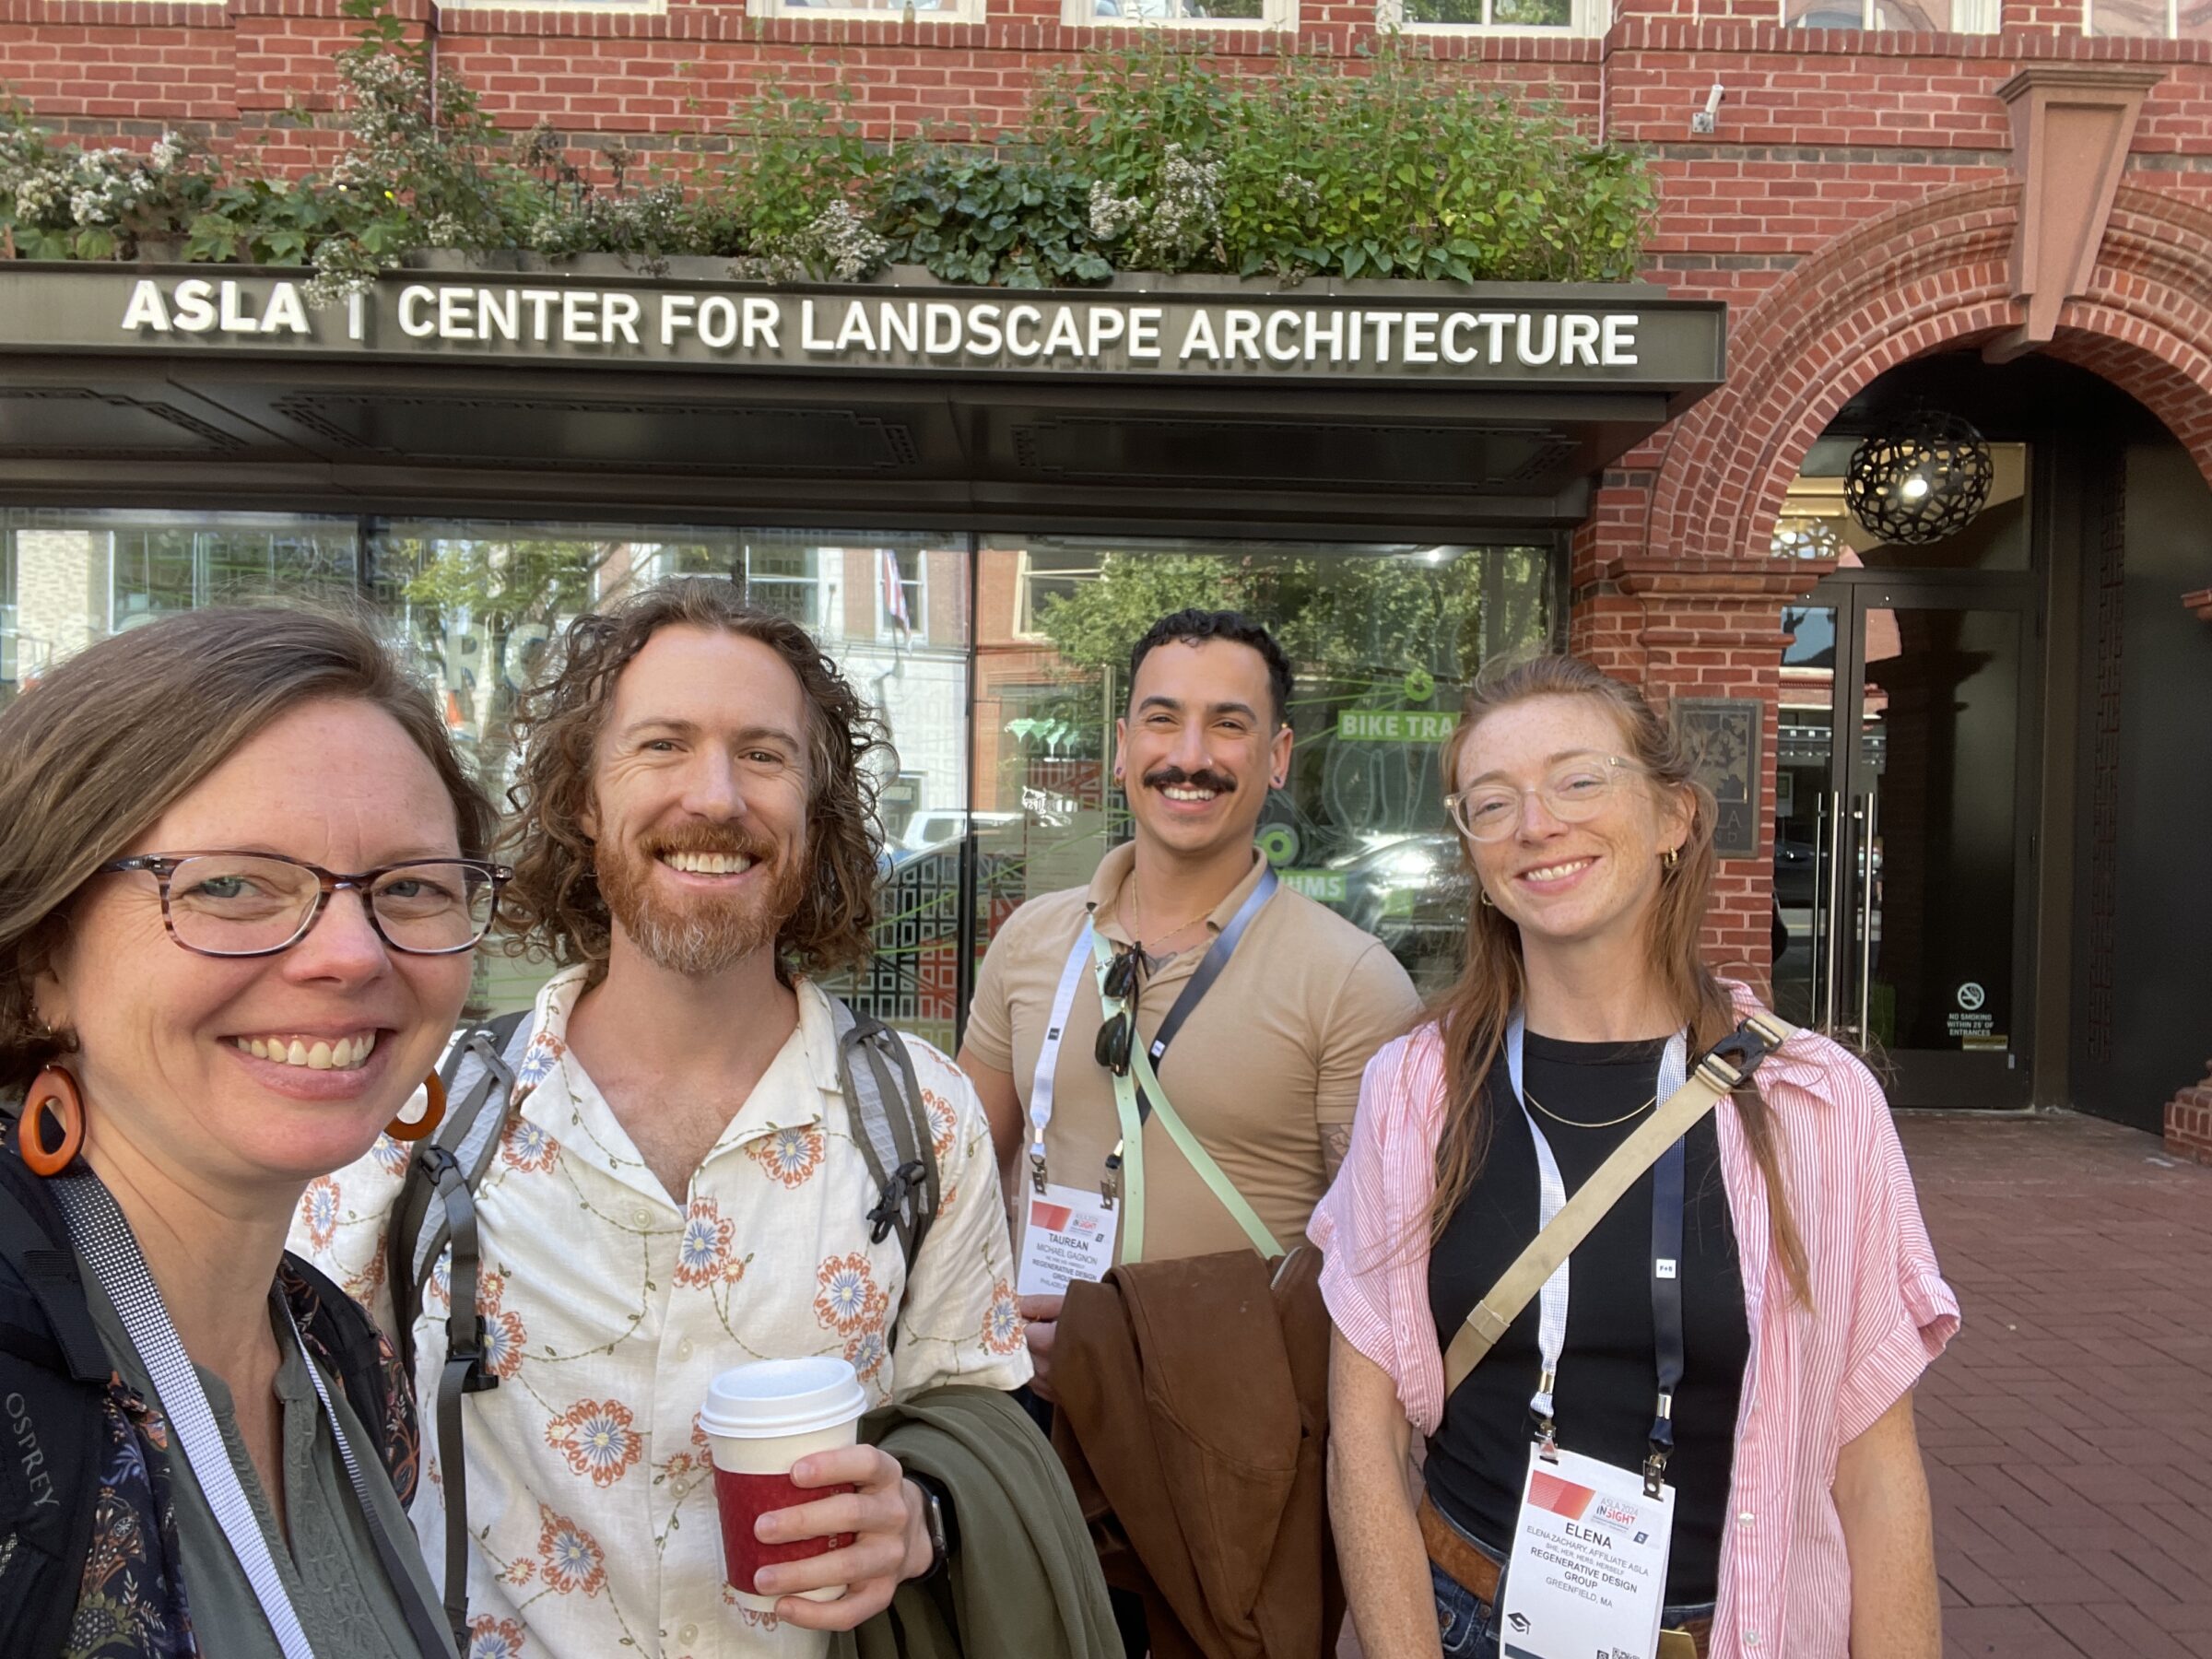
[{"x1": 3, "y1": 0, "x2": 1656, "y2": 302}]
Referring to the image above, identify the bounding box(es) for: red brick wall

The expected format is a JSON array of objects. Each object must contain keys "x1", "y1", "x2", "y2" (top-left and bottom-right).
[
  {"x1": 6, "y1": 0, "x2": 2212, "y2": 989},
  {"x1": 2170, "y1": 1065, "x2": 2212, "y2": 1164}
]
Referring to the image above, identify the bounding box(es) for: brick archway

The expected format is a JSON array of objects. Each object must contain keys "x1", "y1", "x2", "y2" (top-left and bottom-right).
[
  {"x1": 1579, "y1": 180, "x2": 2212, "y2": 991},
  {"x1": 1638, "y1": 179, "x2": 2212, "y2": 572}
]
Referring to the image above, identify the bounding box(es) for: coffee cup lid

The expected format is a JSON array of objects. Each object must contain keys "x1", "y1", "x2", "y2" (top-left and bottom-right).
[{"x1": 699, "y1": 1357, "x2": 868, "y2": 1439}]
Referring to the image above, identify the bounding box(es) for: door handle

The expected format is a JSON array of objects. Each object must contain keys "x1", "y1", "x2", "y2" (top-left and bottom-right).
[
  {"x1": 1820, "y1": 790, "x2": 1846, "y2": 1032},
  {"x1": 1857, "y1": 792, "x2": 1879, "y2": 1043}
]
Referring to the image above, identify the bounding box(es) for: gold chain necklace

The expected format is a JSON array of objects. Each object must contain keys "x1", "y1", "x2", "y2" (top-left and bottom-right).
[
  {"x1": 1525, "y1": 1090, "x2": 1658, "y2": 1130},
  {"x1": 1126, "y1": 874, "x2": 1215, "y2": 949}
]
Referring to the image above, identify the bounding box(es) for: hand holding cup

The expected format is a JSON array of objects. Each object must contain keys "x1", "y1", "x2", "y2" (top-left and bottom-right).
[{"x1": 752, "y1": 1443, "x2": 934, "y2": 1630}]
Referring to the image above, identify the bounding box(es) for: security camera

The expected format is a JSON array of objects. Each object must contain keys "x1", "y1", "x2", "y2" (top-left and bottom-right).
[{"x1": 1691, "y1": 82, "x2": 1725, "y2": 135}]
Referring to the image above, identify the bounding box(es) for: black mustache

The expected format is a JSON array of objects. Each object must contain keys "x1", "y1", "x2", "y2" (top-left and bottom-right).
[{"x1": 1143, "y1": 768, "x2": 1237, "y2": 794}]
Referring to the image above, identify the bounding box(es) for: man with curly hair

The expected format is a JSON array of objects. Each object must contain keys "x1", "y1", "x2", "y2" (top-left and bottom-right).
[{"x1": 292, "y1": 580, "x2": 1034, "y2": 1659}]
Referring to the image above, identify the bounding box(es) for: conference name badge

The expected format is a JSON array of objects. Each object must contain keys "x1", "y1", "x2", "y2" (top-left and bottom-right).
[
  {"x1": 1015, "y1": 1182, "x2": 1119, "y2": 1297},
  {"x1": 1499, "y1": 1446, "x2": 1676, "y2": 1659}
]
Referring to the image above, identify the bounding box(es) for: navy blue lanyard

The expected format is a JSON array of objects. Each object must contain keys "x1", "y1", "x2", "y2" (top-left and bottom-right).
[
  {"x1": 1129, "y1": 866, "x2": 1277, "y2": 1125},
  {"x1": 1646, "y1": 1135, "x2": 1687, "y2": 1498}
]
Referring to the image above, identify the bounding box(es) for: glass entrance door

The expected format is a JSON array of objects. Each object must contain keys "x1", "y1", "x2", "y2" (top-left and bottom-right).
[{"x1": 1773, "y1": 578, "x2": 2039, "y2": 1108}]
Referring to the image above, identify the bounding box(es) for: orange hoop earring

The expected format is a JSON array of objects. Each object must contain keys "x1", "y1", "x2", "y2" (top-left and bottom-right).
[
  {"x1": 19, "y1": 1066, "x2": 85, "y2": 1177},
  {"x1": 384, "y1": 1072, "x2": 446, "y2": 1144}
]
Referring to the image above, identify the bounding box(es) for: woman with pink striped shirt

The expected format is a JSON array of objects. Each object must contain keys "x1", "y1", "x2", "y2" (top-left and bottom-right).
[{"x1": 1312, "y1": 656, "x2": 1959, "y2": 1659}]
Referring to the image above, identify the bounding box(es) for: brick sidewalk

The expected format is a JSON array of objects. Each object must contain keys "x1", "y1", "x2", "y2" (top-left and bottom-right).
[{"x1": 1901, "y1": 1112, "x2": 2212, "y2": 1659}]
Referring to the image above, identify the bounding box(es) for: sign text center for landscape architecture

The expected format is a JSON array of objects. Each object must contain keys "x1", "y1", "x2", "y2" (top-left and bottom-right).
[{"x1": 0, "y1": 268, "x2": 1725, "y2": 387}]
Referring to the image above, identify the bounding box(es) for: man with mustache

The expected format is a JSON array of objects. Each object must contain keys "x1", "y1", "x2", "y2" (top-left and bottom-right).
[
  {"x1": 961, "y1": 608, "x2": 1420, "y2": 1394},
  {"x1": 297, "y1": 582, "x2": 1031, "y2": 1658}
]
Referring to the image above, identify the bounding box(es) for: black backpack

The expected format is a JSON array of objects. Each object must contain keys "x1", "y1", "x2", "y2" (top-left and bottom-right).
[
  {"x1": 385, "y1": 994, "x2": 944, "y2": 1649},
  {"x1": 0, "y1": 1112, "x2": 410, "y2": 1659}
]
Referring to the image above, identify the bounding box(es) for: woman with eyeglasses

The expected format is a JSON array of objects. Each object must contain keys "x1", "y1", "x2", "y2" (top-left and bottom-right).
[
  {"x1": 1312, "y1": 655, "x2": 1958, "y2": 1659},
  {"x1": 0, "y1": 606, "x2": 505, "y2": 1659}
]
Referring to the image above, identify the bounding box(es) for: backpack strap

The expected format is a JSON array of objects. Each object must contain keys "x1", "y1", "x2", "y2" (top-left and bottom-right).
[
  {"x1": 383, "y1": 1006, "x2": 531, "y2": 1653},
  {"x1": 388, "y1": 1008, "x2": 532, "y2": 1382},
  {"x1": 0, "y1": 1119, "x2": 108, "y2": 1387},
  {"x1": 0, "y1": 1124, "x2": 106, "y2": 1659},
  {"x1": 828, "y1": 999, "x2": 941, "y2": 1326}
]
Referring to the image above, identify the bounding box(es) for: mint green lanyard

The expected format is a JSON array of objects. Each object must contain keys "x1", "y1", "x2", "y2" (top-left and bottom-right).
[{"x1": 1088, "y1": 925, "x2": 1285, "y2": 1264}]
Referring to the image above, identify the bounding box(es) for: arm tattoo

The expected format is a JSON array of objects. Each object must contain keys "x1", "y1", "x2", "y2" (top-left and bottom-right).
[{"x1": 1322, "y1": 1123, "x2": 1354, "y2": 1182}]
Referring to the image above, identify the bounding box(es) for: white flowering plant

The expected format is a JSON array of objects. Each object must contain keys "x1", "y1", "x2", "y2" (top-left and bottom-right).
[
  {"x1": 3, "y1": 15, "x2": 1653, "y2": 292},
  {"x1": 171, "y1": 0, "x2": 511, "y2": 300},
  {"x1": 0, "y1": 113, "x2": 219, "y2": 260},
  {"x1": 508, "y1": 126, "x2": 699, "y2": 274}
]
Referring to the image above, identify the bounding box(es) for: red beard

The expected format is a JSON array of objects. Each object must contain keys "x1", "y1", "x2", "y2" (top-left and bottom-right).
[{"x1": 594, "y1": 823, "x2": 806, "y2": 976}]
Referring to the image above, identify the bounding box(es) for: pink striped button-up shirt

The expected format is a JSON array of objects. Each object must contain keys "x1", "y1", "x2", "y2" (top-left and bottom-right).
[{"x1": 1308, "y1": 988, "x2": 1959, "y2": 1658}]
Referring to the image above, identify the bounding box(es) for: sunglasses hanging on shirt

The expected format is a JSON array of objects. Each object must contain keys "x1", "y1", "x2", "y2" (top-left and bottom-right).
[{"x1": 1093, "y1": 942, "x2": 1145, "y2": 1077}]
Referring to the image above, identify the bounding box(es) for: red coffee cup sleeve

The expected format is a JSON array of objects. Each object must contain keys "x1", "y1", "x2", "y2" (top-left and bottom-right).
[{"x1": 714, "y1": 1468, "x2": 858, "y2": 1594}]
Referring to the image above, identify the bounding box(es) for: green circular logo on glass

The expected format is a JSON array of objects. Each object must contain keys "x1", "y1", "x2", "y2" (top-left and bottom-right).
[
  {"x1": 1404, "y1": 667, "x2": 1435, "y2": 704},
  {"x1": 1256, "y1": 824, "x2": 1300, "y2": 867}
]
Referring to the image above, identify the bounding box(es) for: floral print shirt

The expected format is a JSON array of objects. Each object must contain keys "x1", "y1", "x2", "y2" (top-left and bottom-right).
[{"x1": 290, "y1": 969, "x2": 1030, "y2": 1659}]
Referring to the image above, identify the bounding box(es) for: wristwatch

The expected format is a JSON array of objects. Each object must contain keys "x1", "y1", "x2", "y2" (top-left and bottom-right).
[{"x1": 907, "y1": 1472, "x2": 957, "y2": 1582}]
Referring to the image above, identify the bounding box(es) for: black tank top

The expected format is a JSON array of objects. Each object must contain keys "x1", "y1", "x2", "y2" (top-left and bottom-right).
[{"x1": 1423, "y1": 1031, "x2": 1750, "y2": 1605}]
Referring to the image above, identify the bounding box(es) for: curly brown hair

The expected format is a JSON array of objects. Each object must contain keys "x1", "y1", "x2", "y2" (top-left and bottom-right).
[
  {"x1": 497, "y1": 579, "x2": 889, "y2": 981},
  {"x1": 0, "y1": 605, "x2": 495, "y2": 1089}
]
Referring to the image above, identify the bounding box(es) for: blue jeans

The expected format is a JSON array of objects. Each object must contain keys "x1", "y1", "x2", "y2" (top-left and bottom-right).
[{"x1": 1427, "y1": 1507, "x2": 1716, "y2": 1658}]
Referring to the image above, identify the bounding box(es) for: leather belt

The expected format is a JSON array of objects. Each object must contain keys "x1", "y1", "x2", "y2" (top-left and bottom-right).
[
  {"x1": 1418, "y1": 1491, "x2": 1503, "y2": 1604},
  {"x1": 1417, "y1": 1493, "x2": 1712, "y2": 1659}
]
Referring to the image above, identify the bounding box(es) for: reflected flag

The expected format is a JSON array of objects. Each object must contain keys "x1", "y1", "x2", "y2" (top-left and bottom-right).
[{"x1": 881, "y1": 548, "x2": 912, "y2": 631}]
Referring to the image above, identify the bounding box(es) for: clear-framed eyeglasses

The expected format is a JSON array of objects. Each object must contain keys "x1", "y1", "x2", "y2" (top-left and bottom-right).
[
  {"x1": 1444, "y1": 755, "x2": 1647, "y2": 843},
  {"x1": 99, "y1": 852, "x2": 512, "y2": 959}
]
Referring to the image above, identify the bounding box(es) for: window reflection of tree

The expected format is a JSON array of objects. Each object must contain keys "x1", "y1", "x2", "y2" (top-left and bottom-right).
[
  {"x1": 1024, "y1": 543, "x2": 1548, "y2": 990},
  {"x1": 1871, "y1": 0, "x2": 1947, "y2": 29},
  {"x1": 2089, "y1": 0, "x2": 2167, "y2": 33}
]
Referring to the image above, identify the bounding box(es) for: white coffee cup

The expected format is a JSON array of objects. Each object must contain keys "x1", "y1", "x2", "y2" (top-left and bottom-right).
[{"x1": 700, "y1": 1357, "x2": 871, "y2": 1613}]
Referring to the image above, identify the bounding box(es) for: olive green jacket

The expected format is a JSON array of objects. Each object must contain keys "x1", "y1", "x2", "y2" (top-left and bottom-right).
[{"x1": 834, "y1": 1384, "x2": 1119, "y2": 1659}]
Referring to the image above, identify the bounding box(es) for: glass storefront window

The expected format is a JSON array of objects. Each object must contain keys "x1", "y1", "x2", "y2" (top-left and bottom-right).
[
  {"x1": 975, "y1": 535, "x2": 1557, "y2": 1001},
  {"x1": 4, "y1": 512, "x2": 1558, "y2": 1038},
  {"x1": 370, "y1": 522, "x2": 972, "y2": 1040},
  {"x1": 1, "y1": 524, "x2": 17, "y2": 697},
  {"x1": 4, "y1": 510, "x2": 364, "y2": 697},
  {"x1": 109, "y1": 516, "x2": 360, "y2": 628}
]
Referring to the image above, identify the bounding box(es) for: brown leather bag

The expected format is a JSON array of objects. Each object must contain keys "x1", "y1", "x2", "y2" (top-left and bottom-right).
[{"x1": 1049, "y1": 1244, "x2": 1344, "y2": 1659}]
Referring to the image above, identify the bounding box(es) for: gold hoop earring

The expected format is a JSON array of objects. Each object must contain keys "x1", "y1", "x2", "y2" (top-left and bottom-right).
[
  {"x1": 1478, "y1": 888, "x2": 1496, "y2": 909},
  {"x1": 1662, "y1": 847, "x2": 1681, "y2": 869}
]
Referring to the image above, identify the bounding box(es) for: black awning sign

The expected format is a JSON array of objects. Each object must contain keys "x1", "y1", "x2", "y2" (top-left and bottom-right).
[{"x1": 0, "y1": 267, "x2": 1726, "y2": 391}]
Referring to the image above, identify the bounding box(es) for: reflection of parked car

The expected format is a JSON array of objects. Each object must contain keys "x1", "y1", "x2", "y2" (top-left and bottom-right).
[
  {"x1": 1771, "y1": 829, "x2": 1882, "y2": 910},
  {"x1": 1773, "y1": 830, "x2": 1817, "y2": 907},
  {"x1": 1328, "y1": 833, "x2": 1467, "y2": 948},
  {"x1": 900, "y1": 809, "x2": 1025, "y2": 849},
  {"x1": 888, "y1": 810, "x2": 1024, "y2": 868}
]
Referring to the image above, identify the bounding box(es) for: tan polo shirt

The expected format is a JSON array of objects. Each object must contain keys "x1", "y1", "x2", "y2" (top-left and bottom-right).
[{"x1": 965, "y1": 841, "x2": 1423, "y2": 1265}]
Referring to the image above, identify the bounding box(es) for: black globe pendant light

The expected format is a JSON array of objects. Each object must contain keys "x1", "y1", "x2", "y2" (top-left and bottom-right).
[{"x1": 1842, "y1": 410, "x2": 1994, "y2": 547}]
